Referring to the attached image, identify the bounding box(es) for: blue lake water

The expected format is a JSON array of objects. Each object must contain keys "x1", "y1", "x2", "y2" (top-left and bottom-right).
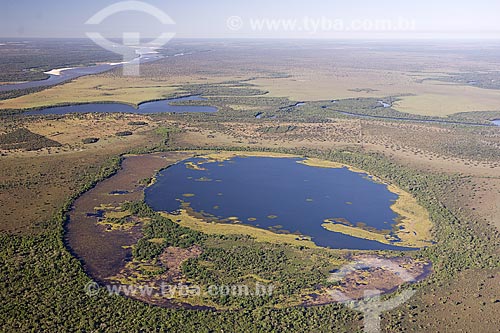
[
  {"x1": 145, "y1": 156, "x2": 415, "y2": 251},
  {"x1": 24, "y1": 95, "x2": 217, "y2": 115},
  {"x1": 492, "y1": 119, "x2": 500, "y2": 126}
]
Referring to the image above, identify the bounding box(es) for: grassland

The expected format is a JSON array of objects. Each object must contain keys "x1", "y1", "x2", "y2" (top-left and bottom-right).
[
  {"x1": 321, "y1": 222, "x2": 390, "y2": 244},
  {"x1": 197, "y1": 150, "x2": 304, "y2": 161},
  {"x1": 252, "y1": 72, "x2": 500, "y2": 116},
  {"x1": 393, "y1": 81, "x2": 500, "y2": 116},
  {"x1": 5, "y1": 66, "x2": 500, "y2": 117},
  {"x1": 387, "y1": 184, "x2": 433, "y2": 247},
  {"x1": 0, "y1": 128, "x2": 61, "y2": 150},
  {"x1": 0, "y1": 76, "x2": 180, "y2": 110},
  {"x1": 299, "y1": 157, "x2": 372, "y2": 174},
  {"x1": 1, "y1": 113, "x2": 160, "y2": 158}
]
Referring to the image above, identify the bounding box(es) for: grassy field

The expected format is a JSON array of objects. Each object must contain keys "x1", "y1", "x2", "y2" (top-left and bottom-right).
[
  {"x1": 394, "y1": 81, "x2": 500, "y2": 116},
  {"x1": 387, "y1": 184, "x2": 433, "y2": 247},
  {"x1": 160, "y1": 209, "x2": 319, "y2": 248},
  {"x1": 321, "y1": 222, "x2": 390, "y2": 244},
  {"x1": 0, "y1": 76, "x2": 180, "y2": 110},
  {"x1": 252, "y1": 71, "x2": 500, "y2": 117}
]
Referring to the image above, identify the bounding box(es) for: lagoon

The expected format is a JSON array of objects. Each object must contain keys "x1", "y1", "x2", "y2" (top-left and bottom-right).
[
  {"x1": 145, "y1": 156, "x2": 415, "y2": 251},
  {"x1": 24, "y1": 95, "x2": 217, "y2": 115}
]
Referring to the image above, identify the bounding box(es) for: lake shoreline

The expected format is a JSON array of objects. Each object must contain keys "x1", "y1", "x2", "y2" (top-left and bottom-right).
[{"x1": 22, "y1": 95, "x2": 218, "y2": 116}]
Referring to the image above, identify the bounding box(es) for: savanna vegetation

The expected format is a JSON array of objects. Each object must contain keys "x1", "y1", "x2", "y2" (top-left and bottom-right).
[{"x1": 0, "y1": 128, "x2": 61, "y2": 151}]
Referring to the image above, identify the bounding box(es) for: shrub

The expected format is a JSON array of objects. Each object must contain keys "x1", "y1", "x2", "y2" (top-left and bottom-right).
[{"x1": 82, "y1": 137, "x2": 99, "y2": 144}]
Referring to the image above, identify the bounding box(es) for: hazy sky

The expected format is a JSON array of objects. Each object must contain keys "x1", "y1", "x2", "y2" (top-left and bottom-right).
[{"x1": 1, "y1": 0, "x2": 500, "y2": 39}]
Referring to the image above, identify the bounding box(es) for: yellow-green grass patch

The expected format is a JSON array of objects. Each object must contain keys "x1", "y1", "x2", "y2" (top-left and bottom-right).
[
  {"x1": 0, "y1": 76, "x2": 179, "y2": 110},
  {"x1": 387, "y1": 184, "x2": 433, "y2": 247},
  {"x1": 160, "y1": 210, "x2": 319, "y2": 248},
  {"x1": 321, "y1": 222, "x2": 393, "y2": 246}
]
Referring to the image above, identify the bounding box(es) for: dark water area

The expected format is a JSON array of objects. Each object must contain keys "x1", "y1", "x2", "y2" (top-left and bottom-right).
[
  {"x1": 492, "y1": 119, "x2": 500, "y2": 126},
  {"x1": 23, "y1": 95, "x2": 217, "y2": 115},
  {"x1": 145, "y1": 156, "x2": 415, "y2": 251},
  {"x1": 0, "y1": 54, "x2": 163, "y2": 92}
]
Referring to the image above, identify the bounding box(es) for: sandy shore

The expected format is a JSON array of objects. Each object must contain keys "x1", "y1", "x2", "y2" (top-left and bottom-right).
[{"x1": 44, "y1": 67, "x2": 75, "y2": 76}]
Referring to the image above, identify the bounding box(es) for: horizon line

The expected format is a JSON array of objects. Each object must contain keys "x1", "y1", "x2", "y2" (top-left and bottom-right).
[{"x1": 1, "y1": 36, "x2": 500, "y2": 41}]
